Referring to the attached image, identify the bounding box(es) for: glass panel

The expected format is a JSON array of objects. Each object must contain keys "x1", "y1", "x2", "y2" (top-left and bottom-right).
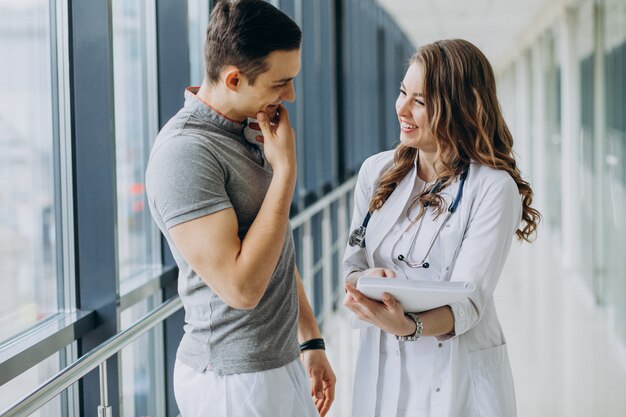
[
  {"x1": 302, "y1": 0, "x2": 322, "y2": 196},
  {"x1": 312, "y1": 214, "x2": 323, "y2": 315},
  {"x1": 525, "y1": 51, "x2": 535, "y2": 180},
  {"x1": 603, "y1": 0, "x2": 626, "y2": 343},
  {"x1": 0, "y1": 352, "x2": 63, "y2": 416},
  {"x1": 188, "y1": 0, "x2": 210, "y2": 86},
  {"x1": 120, "y1": 295, "x2": 164, "y2": 417},
  {"x1": 577, "y1": 0, "x2": 595, "y2": 290},
  {"x1": 112, "y1": 0, "x2": 160, "y2": 291},
  {"x1": 544, "y1": 32, "x2": 562, "y2": 234},
  {"x1": 0, "y1": 0, "x2": 60, "y2": 343}
]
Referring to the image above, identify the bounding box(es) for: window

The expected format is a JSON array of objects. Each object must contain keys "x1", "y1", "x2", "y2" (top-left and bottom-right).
[
  {"x1": 112, "y1": 0, "x2": 161, "y2": 292},
  {"x1": 603, "y1": 0, "x2": 626, "y2": 343},
  {"x1": 188, "y1": 0, "x2": 211, "y2": 86},
  {"x1": 120, "y1": 294, "x2": 165, "y2": 417},
  {"x1": 577, "y1": 0, "x2": 595, "y2": 291},
  {"x1": 0, "y1": 351, "x2": 64, "y2": 416},
  {"x1": 0, "y1": 0, "x2": 62, "y2": 344},
  {"x1": 544, "y1": 31, "x2": 563, "y2": 234}
]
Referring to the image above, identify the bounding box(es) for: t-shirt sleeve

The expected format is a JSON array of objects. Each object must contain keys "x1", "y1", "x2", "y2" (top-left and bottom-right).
[{"x1": 146, "y1": 136, "x2": 233, "y2": 230}]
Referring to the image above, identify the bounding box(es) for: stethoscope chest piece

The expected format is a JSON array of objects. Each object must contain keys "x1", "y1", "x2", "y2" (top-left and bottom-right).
[
  {"x1": 348, "y1": 225, "x2": 367, "y2": 248},
  {"x1": 348, "y1": 212, "x2": 372, "y2": 248}
]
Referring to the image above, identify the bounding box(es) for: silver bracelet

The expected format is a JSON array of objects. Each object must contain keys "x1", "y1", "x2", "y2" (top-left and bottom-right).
[{"x1": 396, "y1": 312, "x2": 423, "y2": 341}]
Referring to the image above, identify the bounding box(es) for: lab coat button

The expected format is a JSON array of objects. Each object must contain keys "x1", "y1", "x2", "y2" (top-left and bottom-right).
[
  {"x1": 457, "y1": 308, "x2": 465, "y2": 317},
  {"x1": 435, "y1": 387, "x2": 440, "y2": 392},
  {"x1": 445, "y1": 266, "x2": 449, "y2": 271},
  {"x1": 438, "y1": 343, "x2": 443, "y2": 348}
]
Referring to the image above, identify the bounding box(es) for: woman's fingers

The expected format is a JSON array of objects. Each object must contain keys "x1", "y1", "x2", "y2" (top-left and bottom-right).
[
  {"x1": 381, "y1": 292, "x2": 404, "y2": 315},
  {"x1": 344, "y1": 283, "x2": 360, "y2": 297},
  {"x1": 343, "y1": 289, "x2": 373, "y2": 321},
  {"x1": 382, "y1": 268, "x2": 396, "y2": 278},
  {"x1": 344, "y1": 284, "x2": 390, "y2": 321},
  {"x1": 345, "y1": 284, "x2": 379, "y2": 308},
  {"x1": 362, "y1": 267, "x2": 396, "y2": 278},
  {"x1": 381, "y1": 292, "x2": 397, "y2": 307}
]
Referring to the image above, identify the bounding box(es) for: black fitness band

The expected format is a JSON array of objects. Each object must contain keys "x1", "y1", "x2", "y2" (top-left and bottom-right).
[{"x1": 299, "y1": 338, "x2": 326, "y2": 352}]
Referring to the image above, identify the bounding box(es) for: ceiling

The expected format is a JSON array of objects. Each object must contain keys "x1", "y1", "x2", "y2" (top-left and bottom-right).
[{"x1": 376, "y1": 0, "x2": 554, "y2": 70}]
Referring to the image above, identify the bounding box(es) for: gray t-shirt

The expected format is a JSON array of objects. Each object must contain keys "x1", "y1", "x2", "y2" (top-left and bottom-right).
[{"x1": 145, "y1": 88, "x2": 299, "y2": 375}]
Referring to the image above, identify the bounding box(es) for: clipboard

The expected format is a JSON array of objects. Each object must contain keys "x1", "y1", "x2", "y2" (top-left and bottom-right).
[{"x1": 356, "y1": 277, "x2": 476, "y2": 313}]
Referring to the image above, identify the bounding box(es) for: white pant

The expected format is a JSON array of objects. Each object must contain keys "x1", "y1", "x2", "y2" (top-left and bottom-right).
[{"x1": 174, "y1": 358, "x2": 319, "y2": 417}]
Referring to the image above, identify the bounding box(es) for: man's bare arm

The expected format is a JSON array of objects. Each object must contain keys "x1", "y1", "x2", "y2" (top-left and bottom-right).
[{"x1": 169, "y1": 106, "x2": 296, "y2": 309}]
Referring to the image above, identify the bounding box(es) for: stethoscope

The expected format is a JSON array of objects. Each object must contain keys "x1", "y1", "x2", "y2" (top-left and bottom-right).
[{"x1": 348, "y1": 166, "x2": 469, "y2": 269}]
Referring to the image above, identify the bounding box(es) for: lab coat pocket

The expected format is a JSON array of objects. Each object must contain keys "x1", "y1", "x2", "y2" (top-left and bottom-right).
[{"x1": 468, "y1": 343, "x2": 516, "y2": 417}]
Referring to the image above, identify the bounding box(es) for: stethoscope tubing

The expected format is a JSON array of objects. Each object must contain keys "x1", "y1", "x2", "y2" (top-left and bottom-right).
[
  {"x1": 396, "y1": 169, "x2": 468, "y2": 268},
  {"x1": 348, "y1": 166, "x2": 469, "y2": 267},
  {"x1": 397, "y1": 210, "x2": 453, "y2": 268}
]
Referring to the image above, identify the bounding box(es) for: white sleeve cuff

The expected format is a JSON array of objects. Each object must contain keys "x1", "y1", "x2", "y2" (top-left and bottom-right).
[{"x1": 448, "y1": 301, "x2": 471, "y2": 336}]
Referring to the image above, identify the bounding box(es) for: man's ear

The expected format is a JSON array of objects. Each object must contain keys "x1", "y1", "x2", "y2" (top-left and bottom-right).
[{"x1": 224, "y1": 67, "x2": 241, "y2": 92}]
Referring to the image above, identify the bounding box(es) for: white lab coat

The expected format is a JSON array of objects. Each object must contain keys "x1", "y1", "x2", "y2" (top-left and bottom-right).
[{"x1": 344, "y1": 150, "x2": 521, "y2": 417}]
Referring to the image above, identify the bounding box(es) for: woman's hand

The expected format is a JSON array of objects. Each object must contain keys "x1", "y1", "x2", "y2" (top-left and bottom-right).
[
  {"x1": 343, "y1": 283, "x2": 416, "y2": 337},
  {"x1": 346, "y1": 267, "x2": 396, "y2": 286}
]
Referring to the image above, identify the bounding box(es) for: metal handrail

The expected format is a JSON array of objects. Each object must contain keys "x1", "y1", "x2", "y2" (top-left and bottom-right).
[
  {"x1": 0, "y1": 267, "x2": 177, "y2": 386},
  {"x1": 290, "y1": 176, "x2": 357, "y2": 325},
  {"x1": 2, "y1": 175, "x2": 359, "y2": 417},
  {"x1": 1, "y1": 296, "x2": 183, "y2": 417},
  {"x1": 290, "y1": 176, "x2": 357, "y2": 229}
]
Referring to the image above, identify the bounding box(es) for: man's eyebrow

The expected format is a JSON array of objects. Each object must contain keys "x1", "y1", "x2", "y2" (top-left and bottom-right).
[
  {"x1": 273, "y1": 77, "x2": 295, "y2": 84},
  {"x1": 400, "y1": 82, "x2": 423, "y2": 97}
]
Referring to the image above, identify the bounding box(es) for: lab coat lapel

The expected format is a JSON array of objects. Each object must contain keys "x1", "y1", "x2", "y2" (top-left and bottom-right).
[{"x1": 365, "y1": 165, "x2": 417, "y2": 266}]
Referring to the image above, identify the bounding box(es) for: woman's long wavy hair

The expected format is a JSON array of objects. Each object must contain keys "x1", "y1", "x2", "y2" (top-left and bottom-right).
[{"x1": 369, "y1": 39, "x2": 540, "y2": 241}]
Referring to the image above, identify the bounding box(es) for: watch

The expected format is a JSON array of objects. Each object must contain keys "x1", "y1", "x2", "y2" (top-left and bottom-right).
[{"x1": 396, "y1": 312, "x2": 423, "y2": 341}]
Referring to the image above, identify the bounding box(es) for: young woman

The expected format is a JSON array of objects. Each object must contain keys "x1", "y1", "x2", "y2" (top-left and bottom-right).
[{"x1": 343, "y1": 39, "x2": 540, "y2": 417}]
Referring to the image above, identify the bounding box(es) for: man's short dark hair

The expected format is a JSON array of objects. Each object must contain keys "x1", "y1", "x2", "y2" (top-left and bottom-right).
[{"x1": 204, "y1": 0, "x2": 302, "y2": 85}]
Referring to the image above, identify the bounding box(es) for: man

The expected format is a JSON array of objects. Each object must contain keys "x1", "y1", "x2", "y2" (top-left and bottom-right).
[{"x1": 145, "y1": 1, "x2": 336, "y2": 416}]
